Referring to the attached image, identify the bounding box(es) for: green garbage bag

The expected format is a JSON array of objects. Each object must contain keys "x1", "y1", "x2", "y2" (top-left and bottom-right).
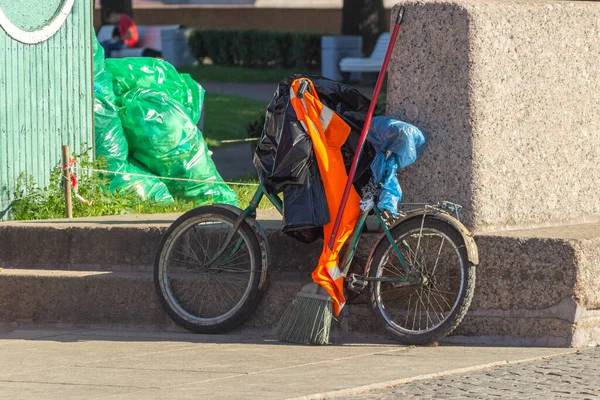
[
  {"x1": 106, "y1": 160, "x2": 174, "y2": 203},
  {"x1": 93, "y1": 34, "x2": 106, "y2": 76},
  {"x1": 94, "y1": 73, "x2": 118, "y2": 107},
  {"x1": 120, "y1": 87, "x2": 237, "y2": 206},
  {"x1": 94, "y1": 96, "x2": 128, "y2": 162},
  {"x1": 94, "y1": 93, "x2": 174, "y2": 202},
  {"x1": 93, "y1": 34, "x2": 174, "y2": 203},
  {"x1": 94, "y1": 34, "x2": 127, "y2": 162},
  {"x1": 94, "y1": 81, "x2": 129, "y2": 166},
  {"x1": 181, "y1": 73, "x2": 204, "y2": 124},
  {"x1": 105, "y1": 58, "x2": 205, "y2": 124},
  {"x1": 93, "y1": 35, "x2": 118, "y2": 105}
]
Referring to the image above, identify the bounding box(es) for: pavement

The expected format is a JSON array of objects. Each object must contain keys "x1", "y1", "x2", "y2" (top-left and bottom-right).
[
  {"x1": 211, "y1": 141, "x2": 257, "y2": 180},
  {"x1": 349, "y1": 347, "x2": 600, "y2": 399},
  {"x1": 0, "y1": 327, "x2": 594, "y2": 400}
]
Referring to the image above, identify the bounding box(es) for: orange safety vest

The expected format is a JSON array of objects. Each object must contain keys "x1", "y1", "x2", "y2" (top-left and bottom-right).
[{"x1": 289, "y1": 78, "x2": 361, "y2": 316}]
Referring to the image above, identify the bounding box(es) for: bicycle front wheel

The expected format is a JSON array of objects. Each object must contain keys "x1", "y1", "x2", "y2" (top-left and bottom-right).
[
  {"x1": 154, "y1": 206, "x2": 264, "y2": 333},
  {"x1": 368, "y1": 217, "x2": 475, "y2": 345}
]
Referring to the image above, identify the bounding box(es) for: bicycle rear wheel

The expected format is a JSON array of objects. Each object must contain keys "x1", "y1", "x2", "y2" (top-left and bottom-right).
[
  {"x1": 154, "y1": 206, "x2": 264, "y2": 333},
  {"x1": 368, "y1": 217, "x2": 475, "y2": 345}
]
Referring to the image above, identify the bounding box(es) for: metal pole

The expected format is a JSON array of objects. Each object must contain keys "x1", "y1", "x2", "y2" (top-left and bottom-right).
[
  {"x1": 62, "y1": 145, "x2": 73, "y2": 219},
  {"x1": 328, "y1": 6, "x2": 405, "y2": 250}
]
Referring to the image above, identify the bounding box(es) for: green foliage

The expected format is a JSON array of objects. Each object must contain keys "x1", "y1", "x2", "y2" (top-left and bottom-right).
[
  {"x1": 231, "y1": 177, "x2": 274, "y2": 210},
  {"x1": 10, "y1": 147, "x2": 194, "y2": 221},
  {"x1": 187, "y1": 30, "x2": 321, "y2": 69},
  {"x1": 9, "y1": 147, "x2": 271, "y2": 221}
]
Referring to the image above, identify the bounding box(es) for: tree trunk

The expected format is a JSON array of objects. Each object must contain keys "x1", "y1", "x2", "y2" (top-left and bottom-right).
[
  {"x1": 341, "y1": 0, "x2": 386, "y2": 56},
  {"x1": 99, "y1": 0, "x2": 134, "y2": 25}
]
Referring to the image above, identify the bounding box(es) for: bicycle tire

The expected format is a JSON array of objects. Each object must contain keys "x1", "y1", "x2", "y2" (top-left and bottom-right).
[
  {"x1": 154, "y1": 206, "x2": 264, "y2": 334},
  {"x1": 368, "y1": 217, "x2": 476, "y2": 345}
]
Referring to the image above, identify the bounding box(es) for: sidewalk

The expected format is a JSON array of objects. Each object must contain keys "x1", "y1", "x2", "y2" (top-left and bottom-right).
[
  {"x1": 0, "y1": 327, "x2": 579, "y2": 400},
  {"x1": 350, "y1": 347, "x2": 600, "y2": 399}
]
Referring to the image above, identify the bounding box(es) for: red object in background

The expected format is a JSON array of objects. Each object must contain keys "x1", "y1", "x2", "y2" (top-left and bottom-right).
[{"x1": 119, "y1": 14, "x2": 139, "y2": 48}]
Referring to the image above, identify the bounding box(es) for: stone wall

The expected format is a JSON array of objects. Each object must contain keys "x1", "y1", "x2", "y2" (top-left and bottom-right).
[{"x1": 387, "y1": 0, "x2": 600, "y2": 231}]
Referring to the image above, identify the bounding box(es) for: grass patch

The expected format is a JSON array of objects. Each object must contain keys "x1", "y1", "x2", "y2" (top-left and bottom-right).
[
  {"x1": 179, "y1": 65, "x2": 316, "y2": 84},
  {"x1": 202, "y1": 93, "x2": 265, "y2": 147},
  {"x1": 8, "y1": 148, "x2": 271, "y2": 221},
  {"x1": 230, "y1": 177, "x2": 274, "y2": 210}
]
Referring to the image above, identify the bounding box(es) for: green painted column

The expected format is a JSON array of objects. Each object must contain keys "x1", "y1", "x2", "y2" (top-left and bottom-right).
[
  {"x1": 0, "y1": 0, "x2": 93, "y2": 218},
  {"x1": 0, "y1": 0, "x2": 65, "y2": 32}
]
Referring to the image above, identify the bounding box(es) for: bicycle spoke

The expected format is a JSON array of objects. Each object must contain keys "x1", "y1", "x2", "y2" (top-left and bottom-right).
[
  {"x1": 425, "y1": 277, "x2": 435, "y2": 328},
  {"x1": 204, "y1": 224, "x2": 213, "y2": 261},
  {"x1": 170, "y1": 258, "x2": 204, "y2": 267},
  {"x1": 428, "y1": 285, "x2": 454, "y2": 310},
  {"x1": 401, "y1": 238, "x2": 426, "y2": 273},
  {"x1": 430, "y1": 285, "x2": 459, "y2": 297},
  {"x1": 411, "y1": 293, "x2": 419, "y2": 331},
  {"x1": 414, "y1": 288, "x2": 428, "y2": 331},
  {"x1": 215, "y1": 258, "x2": 252, "y2": 269},
  {"x1": 173, "y1": 247, "x2": 202, "y2": 265},
  {"x1": 428, "y1": 289, "x2": 448, "y2": 321},
  {"x1": 380, "y1": 287, "x2": 409, "y2": 304},
  {"x1": 416, "y1": 288, "x2": 432, "y2": 330},
  {"x1": 161, "y1": 213, "x2": 257, "y2": 321},
  {"x1": 421, "y1": 235, "x2": 432, "y2": 276},
  {"x1": 383, "y1": 261, "x2": 406, "y2": 277},
  {"x1": 191, "y1": 228, "x2": 211, "y2": 264},
  {"x1": 431, "y1": 236, "x2": 446, "y2": 277},
  {"x1": 404, "y1": 292, "x2": 414, "y2": 328},
  {"x1": 375, "y1": 225, "x2": 465, "y2": 336}
]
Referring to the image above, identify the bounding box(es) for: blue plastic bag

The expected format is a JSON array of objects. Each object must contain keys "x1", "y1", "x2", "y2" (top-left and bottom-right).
[{"x1": 367, "y1": 116, "x2": 427, "y2": 216}]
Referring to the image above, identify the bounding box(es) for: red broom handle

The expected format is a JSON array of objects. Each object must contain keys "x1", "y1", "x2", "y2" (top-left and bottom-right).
[{"x1": 328, "y1": 7, "x2": 405, "y2": 250}]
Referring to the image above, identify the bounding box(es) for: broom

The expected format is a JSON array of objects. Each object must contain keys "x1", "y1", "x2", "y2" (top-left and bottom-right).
[
  {"x1": 277, "y1": 7, "x2": 406, "y2": 345},
  {"x1": 277, "y1": 283, "x2": 334, "y2": 345}
]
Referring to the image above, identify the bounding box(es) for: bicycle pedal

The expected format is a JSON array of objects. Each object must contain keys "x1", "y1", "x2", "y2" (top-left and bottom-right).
[{"x1": 346, "y1": 273, "x2": 368, "y2": 293}]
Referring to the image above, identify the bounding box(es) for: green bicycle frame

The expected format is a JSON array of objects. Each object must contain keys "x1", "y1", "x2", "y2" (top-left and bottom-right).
[{"x1": 234, "y1": 184, "x2": 412, "y2": 284}]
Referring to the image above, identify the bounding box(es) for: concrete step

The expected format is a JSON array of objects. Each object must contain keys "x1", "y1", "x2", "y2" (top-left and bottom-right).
[
  {"x1": 0, "y1": 268, "x2": 376, "y2": 336},
  {"x1": 1, "y1": 214, "x2": 599, "y2": 347},
  {"x1": 0, "y1": 211, "x2": 376, "y2": 274}
]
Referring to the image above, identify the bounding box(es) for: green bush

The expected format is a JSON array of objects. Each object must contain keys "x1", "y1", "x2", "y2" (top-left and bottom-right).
[{"x1": 188, "y1": 30, "x2": 321, "y2": 69}]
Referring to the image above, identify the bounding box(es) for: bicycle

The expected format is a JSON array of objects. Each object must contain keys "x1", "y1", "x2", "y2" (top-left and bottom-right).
[
  {"x1": 154, "y1": 182, "x2": 479, "y2": 345},
  {"x1": 154, "y1": 6, "x2": 478, "y2": 345}
]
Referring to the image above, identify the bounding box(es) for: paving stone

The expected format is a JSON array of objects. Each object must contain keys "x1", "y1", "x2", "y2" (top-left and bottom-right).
[{"x1": 346, "y1": 348, "x2": 600, "y2": 399}]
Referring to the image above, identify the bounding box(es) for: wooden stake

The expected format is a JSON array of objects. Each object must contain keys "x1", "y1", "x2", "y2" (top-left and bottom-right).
[{"x1": 62, "y1": 145, "x2": 73, "y2": 219}]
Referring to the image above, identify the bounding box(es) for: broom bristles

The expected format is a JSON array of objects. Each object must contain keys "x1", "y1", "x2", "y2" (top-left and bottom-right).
[{"x1": 277, "y1": 283, "x2": 333, "y2": 345}]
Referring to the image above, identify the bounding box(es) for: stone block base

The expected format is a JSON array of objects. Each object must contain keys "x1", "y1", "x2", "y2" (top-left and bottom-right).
[{"x1": 0, "y1": 217, "x2": 598, "y2": 346}]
